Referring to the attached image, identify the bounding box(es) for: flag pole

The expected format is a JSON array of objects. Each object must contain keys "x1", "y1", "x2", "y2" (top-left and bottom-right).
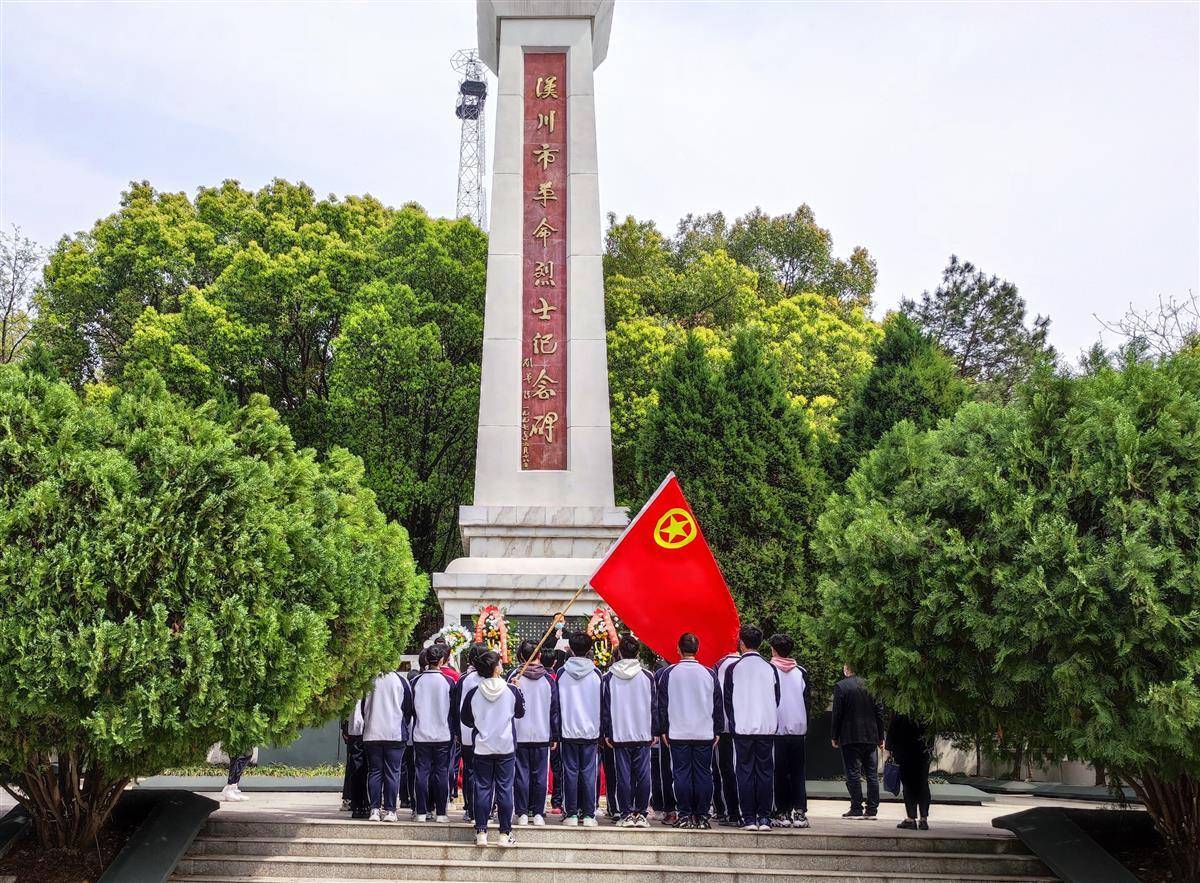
[{"x1": 516, "y1": 581, "x2": 589, "y2": 680}]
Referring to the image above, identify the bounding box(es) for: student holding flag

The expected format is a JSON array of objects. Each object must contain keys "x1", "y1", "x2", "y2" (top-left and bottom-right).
[{"x1": 509, "y1": 639, "x2": 560, "y2": 826}]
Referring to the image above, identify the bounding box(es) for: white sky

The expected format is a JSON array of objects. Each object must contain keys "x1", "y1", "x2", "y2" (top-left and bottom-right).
[{"x1": 2, "y1": 1, "x2": 1197, "y2": 360}]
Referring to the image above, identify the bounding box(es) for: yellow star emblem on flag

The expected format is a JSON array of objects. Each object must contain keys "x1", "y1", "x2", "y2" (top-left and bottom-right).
[{"x1": 653, "y1": 508, "x2": 698, "y2": 549}]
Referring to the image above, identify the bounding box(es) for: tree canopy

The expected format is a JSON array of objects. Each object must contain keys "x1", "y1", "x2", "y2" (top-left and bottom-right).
[
  {"x1": 816, "y1": 350, "x2": 1200, "y2": 875},
  {"x1": 0, "y1": 361, "x2": 424, "y2": 848}
]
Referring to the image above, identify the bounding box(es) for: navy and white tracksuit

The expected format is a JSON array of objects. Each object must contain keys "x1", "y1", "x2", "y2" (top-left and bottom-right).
[
  {"x1": 723, "y1": 653, "x2": 781, "y2": 825},
  {"x1": 508, "y1": 662, "x2": 560, "y2": 818},
  {"x1": 712, "y1": 652, "x2": 741, "y2": 821},
  {"x1": 407, "y1": 669, "x2": 456, "y2": 816},
  {"x1": 361, "y1": 671, "x2": 414, "y2": 813},
  {"x1": 460, "y1": 678, "x2": 525, "y2": 834},
  {"x1": 601, "y1": 659, "x2": 657, "y2": 818},
  {"x1": 451, "y1": 669, "x2": 483, "y2": 813},
  {"x1": 657, "y1": 658, "x2": 723, "y2": 818},
  {"x1": 557, "y1": 657, "x2": 603, "y2": 819},
  {"x1": 773, "y1": 660, "x2": 810, "y2": 816}
]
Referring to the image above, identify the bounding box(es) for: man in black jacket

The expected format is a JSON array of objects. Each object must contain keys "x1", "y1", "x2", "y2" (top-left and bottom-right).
[{"x1": 830, "y1": 664, "x2": 884, "y2": 819}]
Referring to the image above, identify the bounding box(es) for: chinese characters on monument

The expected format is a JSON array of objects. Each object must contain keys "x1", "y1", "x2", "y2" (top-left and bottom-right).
[{"x1": 521, "y1": 53, "x2": 568, "y2": 469}]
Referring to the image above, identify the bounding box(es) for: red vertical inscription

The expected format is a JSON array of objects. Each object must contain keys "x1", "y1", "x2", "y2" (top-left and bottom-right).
[{"x1": 521, "y1": 52, "x2": 567, "y2": 470}]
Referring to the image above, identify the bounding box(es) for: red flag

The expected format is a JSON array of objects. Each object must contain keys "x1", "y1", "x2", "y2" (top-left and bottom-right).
[{"x1": 589, "y1": 473, "x2": 739, "y2": 667}]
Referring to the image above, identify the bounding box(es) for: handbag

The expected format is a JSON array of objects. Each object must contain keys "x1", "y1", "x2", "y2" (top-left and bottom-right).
[{"x1": 882, "y1": 756, "x2": 902, "y2": 796}]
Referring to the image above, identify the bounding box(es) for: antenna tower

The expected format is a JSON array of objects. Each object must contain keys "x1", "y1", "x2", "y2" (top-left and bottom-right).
[{"x1": 452, "y1": 49, "x2": 488, "y2": 231}]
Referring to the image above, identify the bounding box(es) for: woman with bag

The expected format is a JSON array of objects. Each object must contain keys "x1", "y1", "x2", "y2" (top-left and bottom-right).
[{"x1": 884, "y1": 712, "x2": 932, "y2": 830}]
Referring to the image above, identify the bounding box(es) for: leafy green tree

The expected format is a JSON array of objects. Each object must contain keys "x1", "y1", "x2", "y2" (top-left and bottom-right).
[
  {"x1": 637, "y1": 332, "x2": 833, "y2": 696},
  {"x1": 0, "y1": 363, "x2": 424, "y2": 851},
  {"x1": 816, "y1": 352, "x2": 1200, "y2": 876},
  {"x1": 831, "y1": 313, "x2": 966, "y2": 479},
  {"x1": 34, "y1": 180, "x2": 487, "y2": 578},
  {"x1": 902, "y1": 255, "x2": 1052, "y2": 399}
]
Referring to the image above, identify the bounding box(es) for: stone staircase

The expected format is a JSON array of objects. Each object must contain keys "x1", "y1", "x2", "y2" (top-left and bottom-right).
[{"x1": 170, "y1": 813, "x2": 1056, "y2": 883}]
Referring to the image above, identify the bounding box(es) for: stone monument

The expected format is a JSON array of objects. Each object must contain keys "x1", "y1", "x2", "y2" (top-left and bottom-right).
[{"x1": 433, "y1": 0, "x2": 627, "y2": 634}]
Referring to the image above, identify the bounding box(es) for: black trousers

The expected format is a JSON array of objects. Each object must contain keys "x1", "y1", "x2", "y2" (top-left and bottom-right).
[
  {"x1": 713, "y1": 732, "x2": 740, "y2": 820},
  {"x1": 733, "y1": 735, "x2": 774, "y2": 823},
  {"x1": 841, "y1": 743, "x2": 880, "y2": 814},
  {"x1": 599, "y1": 742, "x2": 619, "y2": 816},
  {"x1": 460, "y1": 744, "x2": 476, "y2": 812},
  {"x1": 550, "y1": 742, "x2": 563, "y2": 809},
  {"x1": 613, "y1": 743, "x2": 651, "y2": 816},
  {"x1": 514, "y1": 744, "x2": 550, "y2": 817},
  {"x1": 364, "y1": 740, "x2": 404, "y2": 812},
  {"x1": 670, "y1": 739, "x2": 714, "y2": 818},
  {"x1": 650, "y1": 740, "x2": 676, "y2": 812},
  {"x1": 398, "y1": 743, "x2": 415, "y2": 808},
  {"x1": 472, "y1": 753, "x2": 515, "y2": 834},
  {"x1": 773, "y1": 734, "x2": 807, "y2": 814},
  {"x1": 899, "y1": 755, "x2": 931, "y2": 819},
  {"x1": 414, "y1": 742, "x2": 451, "y2": 816},
  {"x1": 341, "y1": 736, "x2": 367, "y2": 811},
  {"x1": 227, "y1": 751, "x2": 253, "y2": 786}
]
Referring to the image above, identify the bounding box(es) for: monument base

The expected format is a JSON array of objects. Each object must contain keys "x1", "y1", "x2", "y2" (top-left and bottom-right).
[{"x1": 433, "y1": 504, "x2": 628, "y2": 630}]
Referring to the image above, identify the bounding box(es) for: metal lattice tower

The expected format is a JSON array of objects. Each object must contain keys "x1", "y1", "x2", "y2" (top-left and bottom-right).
[{"x1": 452, "y1": 49, "x2": 488, "y2": 231}]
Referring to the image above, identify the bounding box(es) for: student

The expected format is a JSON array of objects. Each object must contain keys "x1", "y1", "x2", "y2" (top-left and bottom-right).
[
  {"x1": 723, "y1": 625, "x2": 781, "y2": 832},
  {"x1": 451, "y1": 642, "x2": 489, "y2": 822},
  {"x1": 601, "y1": 635, "x2": 657, "y2": 828},
  {"x1": 831, "y1": 663, "x2": 885, "y2": 820},
  {"x1": 885, "y1": 712, "x2": 932, "y2": 830},
  {"x1": 657, "y1": 632, "x2": 723, "y2": 829},
  {"x1": 361, "y1": 667, "x2": 414, "y2": 822},
  {"x1": 769, "y1": 634, "x2": 810, "y2": 829},
  {"x1": 220, "y1": 749, "x2": 254, "y2": 802},
  {"x1": 433, "y1": 641, "x2": 461, "y2": 803},
  {"x1": 556, "y1": 631, "x2": 603, "y2": 826},
  {"x1": 712, "y1": 647, "x2": 742, "y2": 826},
  {"x1": 509, "y1": 639, "x2": 560, "y2": 826},
  {"x1": 541, "y1": 647, "x2": 566, "y2": 815},
  {"x1": 340, "y1": 698, "x2": 369, "y2": 818},
  {"x1": 460, "y1": 650, "x2": 525, "y2": 847},
  {"x1": 399, "y1": 649, "x2": 429, "y2": 812},
  {"x1": 409, "y1": 646, "x2": 456, "y2": 822}
]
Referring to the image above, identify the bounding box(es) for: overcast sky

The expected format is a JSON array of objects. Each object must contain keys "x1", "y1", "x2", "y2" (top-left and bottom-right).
[{"x1": 2, "y1": 1, "x2": 1197, "y2": 360}]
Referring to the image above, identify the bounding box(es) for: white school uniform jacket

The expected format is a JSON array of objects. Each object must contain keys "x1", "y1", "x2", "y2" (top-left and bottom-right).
[
  {"x1": 460, "y1": 678, "x2": 526, "y2": 756},
  {"x1": 714, "y1": 652, "x2": 741, "y2": 734},
  {"x1": 508, "y1": 664, "x2": 560, "y2": 745},
  {"x1": 656, "y1": 658, "x2": 723, "y2": 741},
  {"x1": 601, "y1": 659, "x2": 658, "y2": 744},
  {"x1": 342, "y1": 699, "x2": 365, "y2": 738},
  {"x1": 452, "y1": 669, "x2": 483, "y2": 745},
  {"x1": 557, "y1": 657, "x2": 603, "y2": 741},
  {"x1": 361, "y1": 671, "x2": 413, "y2": 742},
  {"x1": 774, "y1": 662, "x2": 810, "y2": 736},
  {"x1": 722, "y1": 652, "x2": 781, "y2": 737},
  {"x1": 409, "y1": 669, "x2": 456, "y2": 743}
]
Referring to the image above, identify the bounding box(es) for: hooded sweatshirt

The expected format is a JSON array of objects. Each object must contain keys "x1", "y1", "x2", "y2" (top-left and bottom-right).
[
  {"x1": 601, "y1": 658, "x2": 657, "y2": 744},
  {"x1": 409, "y1": 668, "x2": 457, "y2": 743},
  {"x1": 361, "y1": 671, "x2": 413, "y2": 742},
  {"x1": 557, "y1": 657, "x2": 602, "y2": 741},
  {"x1": 723, "y1": 652, "x2": 781, "y2": 736},
  {"x1": 657, "y1": 658, "x2": 723, "y2": 741},
  {"x1": 772, "y1": 657, "x2": 810, "y2": 736},
  {"x1": 508, "y1": 661, "x2": 560, "y2": 745},
  {"x1": 451, "y1": 669, "x2": 483, "y2": 746},
  {"x1": 460, "y1": 676, "x2": 525, "y2": 756}
]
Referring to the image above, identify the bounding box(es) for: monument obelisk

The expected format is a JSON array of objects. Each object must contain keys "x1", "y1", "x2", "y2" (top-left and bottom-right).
[{"x1": 434, "y1": 0, "x2": 627, "y2": 633}]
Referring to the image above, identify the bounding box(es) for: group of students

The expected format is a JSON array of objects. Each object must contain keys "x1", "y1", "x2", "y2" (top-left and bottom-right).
[{"x1": 336, "y1": 622, "x2": 816, "y2": 846}]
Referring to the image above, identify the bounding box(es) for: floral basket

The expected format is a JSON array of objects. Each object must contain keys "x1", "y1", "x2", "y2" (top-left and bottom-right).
[
  {"x1": 587, "y1": 606, "x2": 620, "y2": 668},
  {"x1": 474, "y1": 604, "x2": 511, "y2": 665},
  {"x1": 424, "y1": 624, "x2": 472, "y2": 659}
]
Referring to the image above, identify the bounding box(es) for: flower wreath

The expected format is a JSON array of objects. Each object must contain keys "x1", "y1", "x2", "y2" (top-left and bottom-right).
[
  {"x1": 423, "y1": 624, "x2": 472, "y2": 658},
  {"x1": 474, "y1": 604, "x2": 511, "y2": 664},
  {"x1": 587, "y1": 607, "x2": 619, "y2": 668}
]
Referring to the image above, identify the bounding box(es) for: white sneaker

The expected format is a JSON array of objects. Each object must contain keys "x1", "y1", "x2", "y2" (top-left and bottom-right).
[
  {"x1": 409, "y1": 810, "x2": 419, "y2": 820},
  {"x1": 497, "y1": 833, "x2": 517, "y2": 847},
  {"x1": 435, "y1": 814, "x2": 449, "y2": 823},
  {"x1": 532, "y1": 814, "x2": 545, "y2": 826},
  {"x1": 562, "y1": 814, "x2": 578, "y2": 826},
  {"x1": 340, "y1": 799, "x2": 351, "y2": 811},
  {"x1": 369, "y1": 809, "x2": 381, "y2": 822},
  {"x1": 618, "y1": 815, "x2": 636, "y2": 828},
  {"x1": 516, "y1": 814, "x2": 529, "y2": 826},
  {"x1": 383, "y1": 810, "x2": 398, "y2": 823},
  {"x1": 474, "y1": 831, "x2": 488, "y2": 847},
  {"x1": 582, "y1": 816, "x2": 598, "y2": 827},
  {"x1": 220, "y1": 784, "x2": 247, "y2": 802},
  {"x1": 634, "y1": 814, "x2": 650, "y2": 828}
]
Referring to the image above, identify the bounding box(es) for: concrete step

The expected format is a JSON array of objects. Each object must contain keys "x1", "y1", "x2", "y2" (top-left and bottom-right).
[
  {"x1": 185, "y1": 835, "x2": 1051, "y2": 877},
  {"x1": 200, "y1": 817, "x2": 1028, "y2": 855},
  {"x1": 170, "y1": 855, "x2": 1057, "y2": 883}
]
